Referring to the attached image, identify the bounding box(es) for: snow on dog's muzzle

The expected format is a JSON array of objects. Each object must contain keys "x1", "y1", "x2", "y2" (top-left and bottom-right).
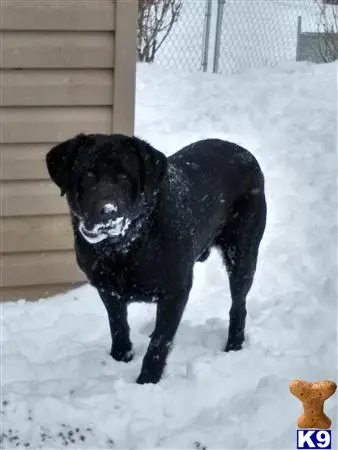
[
  {"x1": 79, "y1": 221, "x2": 108, "y2": 244},
  {"x1": 79, "y1": 217, "x2": 131, "y2": 244}
]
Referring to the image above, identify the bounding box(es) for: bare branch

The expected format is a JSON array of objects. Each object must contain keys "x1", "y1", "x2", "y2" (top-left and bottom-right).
[{"x1": 137, "y1": 0, "x2": 182, "y2": 62}]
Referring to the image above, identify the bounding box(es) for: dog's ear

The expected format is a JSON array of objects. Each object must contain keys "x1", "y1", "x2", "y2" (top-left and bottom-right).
[
  {"x1": 45, "y1": 133, "x2": 87, "y2": 196},
  {"x1": 131, "y1": 137, "x2": 168, "y2": 200}
]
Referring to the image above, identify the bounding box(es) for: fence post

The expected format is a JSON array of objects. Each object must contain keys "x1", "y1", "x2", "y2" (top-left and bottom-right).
[
  {"x1": 296, "y1": 16, "x2": 302, "y2": 61},
  {"x1": 201, "y1": 0, "x2": 213, "y2": 72},
  {"x1": 213, "y1": 0, "x2": 226, "y2": 73}
]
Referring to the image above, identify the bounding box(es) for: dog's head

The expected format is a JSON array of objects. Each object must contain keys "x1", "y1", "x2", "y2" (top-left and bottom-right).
[{"x1": 46, "y1": 133, "x2": 167, "y2": 244}]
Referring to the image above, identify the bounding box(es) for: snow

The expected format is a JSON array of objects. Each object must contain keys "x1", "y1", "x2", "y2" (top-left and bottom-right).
[
  {"x1": 1, "y1": 60, "x2": 337, "y2": 449},
  {"x1": 79, "y1": 217, "x2": 131, "y2": 244},
  {"x1": 102, "y1": 204, "x2": 118, "y2": 214}
]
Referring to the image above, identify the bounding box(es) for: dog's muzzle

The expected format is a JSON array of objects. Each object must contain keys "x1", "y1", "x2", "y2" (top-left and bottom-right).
[{"x1": 79, "y1": 217, "x2": 131, "y2": 244}]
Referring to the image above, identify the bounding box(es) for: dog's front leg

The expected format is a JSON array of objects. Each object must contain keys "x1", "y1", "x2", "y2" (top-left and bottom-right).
[
  {"x1": 136, "y1": 287, "x2": 190, "y2": 384},
  {"x1": 98, "y1": 289, "x2": 133, "y2": 363}
]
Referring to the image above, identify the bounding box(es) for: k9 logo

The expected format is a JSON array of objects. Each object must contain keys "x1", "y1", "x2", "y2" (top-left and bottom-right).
[{"x1": 297, "y1": 430, "x2": 332, "y2": 449}]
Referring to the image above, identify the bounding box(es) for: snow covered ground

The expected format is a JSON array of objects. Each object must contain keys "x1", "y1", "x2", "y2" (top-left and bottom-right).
[{"x1": 1, "y1": 60, "x2": 337, "y2": 449}]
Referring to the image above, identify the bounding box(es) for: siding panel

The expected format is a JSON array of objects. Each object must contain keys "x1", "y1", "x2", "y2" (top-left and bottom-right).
[
  {"x1": 1, "y1": 0, "x2": 115, "y2": 31},
  {"x1": 1, "y1": 144, "x2": 51, "y2": 180},
  {"x1": 2, "y1": 215, "x2": 73, "y2": 253},
  {"x1": 1, "y1": 181, "x2": 68, "y2": 216},
  {"x1": 2, "y1": 31, "x2": 115, "y2": 69},
  {"x1": 1, "y1": 251, "x2": 85, "y2": 288},
  {"x1": 2, "y1": 106, "x2": 113, "y2": 143},
  {"x1": 2, "y1": 70, "x2": 114, "y2": 106}
]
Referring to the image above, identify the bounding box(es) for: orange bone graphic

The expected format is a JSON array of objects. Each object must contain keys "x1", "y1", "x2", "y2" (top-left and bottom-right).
[{"x1": 289, "y1": 379, "x2": 337, "y2": 429}]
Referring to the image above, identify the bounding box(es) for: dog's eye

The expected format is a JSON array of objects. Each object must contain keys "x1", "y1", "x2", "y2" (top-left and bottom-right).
[
  {"x1": 84, "y1": 171, "x2": 96, "y2": 183},
  {"x1": 116, "y1": 173, "x2": 128, "y2": 182}
]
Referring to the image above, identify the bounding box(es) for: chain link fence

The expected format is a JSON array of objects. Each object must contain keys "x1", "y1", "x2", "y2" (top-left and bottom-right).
[
  {"x1": 150, "y1": 0, "x2": 329, "y2": 75},
  {"x1": 154, "y1": 1, "x2": 208, "y2": 72},
  {"x1": 214, "y1": 0, "x2": 319, "y2": 74}
]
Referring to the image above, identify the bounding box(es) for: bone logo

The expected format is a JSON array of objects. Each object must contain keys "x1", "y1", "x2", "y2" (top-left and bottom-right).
[{"x1": 289, "y1": 379, "x2": 337, "y2": 449}]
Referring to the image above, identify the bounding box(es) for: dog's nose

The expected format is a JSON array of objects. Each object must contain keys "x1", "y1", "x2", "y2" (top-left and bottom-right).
[{"x1": 98, "y1": 202, "x2": 118, "y2": 220}]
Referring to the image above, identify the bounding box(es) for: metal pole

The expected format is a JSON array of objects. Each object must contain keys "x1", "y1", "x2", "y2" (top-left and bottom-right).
[
  {"x1": 201, "y1": 0, "x2": 213, "y2": 72},
  {"x1": 213, "y1": 0, "x2": 226, "y2": 74},
  {"x1": 295, "y1": 16, "x2": 302, "y2": 62}
]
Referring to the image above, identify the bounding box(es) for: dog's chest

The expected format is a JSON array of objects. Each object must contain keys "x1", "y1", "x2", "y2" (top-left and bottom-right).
[{"x1": 76, "y1": 244, "x2": 162, "y2": 299}]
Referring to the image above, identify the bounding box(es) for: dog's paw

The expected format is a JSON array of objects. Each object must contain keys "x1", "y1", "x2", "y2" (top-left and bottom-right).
[
  {"x1": 136, "y1": 370, "x2": 161, "y2": 385},
  {"x1": 110, "y1": 344, "x2": 134, "y2": 363},
  {"x1": 224, "y1": 341, "x2": 243, "y2": 352}
]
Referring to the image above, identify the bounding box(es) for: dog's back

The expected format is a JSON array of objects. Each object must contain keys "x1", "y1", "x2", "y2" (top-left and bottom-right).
[
  {"x1": 169, "y1": 138, "x2": 264, "y2": 198},
  {"x1": 166, "y1": 139, "x2": 265, "y2": 259}
]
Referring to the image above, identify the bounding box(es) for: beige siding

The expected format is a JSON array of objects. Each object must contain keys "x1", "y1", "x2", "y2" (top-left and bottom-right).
[
  {"x1": 1, "y1": 144, "x2": 52, "y2": 180},
  {"x1": 112, "y1": 0, "x2": 138, "y2": 135},
  {"x1": 2, "y1": 181, "x2": 68, "y2": 216},
  {"x1": 2, "y1": 107, "x2": 113, "y2": 143},
  {"x1": 2, "y1": 31, "x2": 115, "y2": 69},
  {"x1": 2, "y1": 70, "x2": 114, "y2": 107},
  {"x1": 0, "y1": 0, "x2": 138, "y2": 302},
  {"x1": 1, "y1": 1, "x2": 115, "y2": 31},
  {"x1": 1, "y1": 283, "x2": 86, "y2": 303},
  {"x1": 2, "y1": 216, "x2": 73, "y2": 253},
  {"x1": 1, "y1": 251, "x2": 85, "y2": 288}
]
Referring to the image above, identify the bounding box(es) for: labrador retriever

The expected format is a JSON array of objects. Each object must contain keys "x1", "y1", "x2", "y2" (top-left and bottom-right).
[{"x1": 46, "y1": 133, "x2": 267, "y2": 384}]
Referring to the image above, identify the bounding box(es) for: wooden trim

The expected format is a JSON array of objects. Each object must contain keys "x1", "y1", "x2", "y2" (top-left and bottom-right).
[{"x1": 112, "y1": 0, "x2": 138, "y2": 135}]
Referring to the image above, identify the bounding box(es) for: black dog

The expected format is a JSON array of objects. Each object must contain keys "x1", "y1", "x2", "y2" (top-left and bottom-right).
[{"x1": 46, "y1": 133, "x2": 267, "y2": 384}]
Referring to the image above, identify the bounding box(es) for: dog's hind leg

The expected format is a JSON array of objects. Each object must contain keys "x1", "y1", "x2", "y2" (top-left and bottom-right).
[{"x1": 215, "y1": 191, "x2": 267, "y2": 352}]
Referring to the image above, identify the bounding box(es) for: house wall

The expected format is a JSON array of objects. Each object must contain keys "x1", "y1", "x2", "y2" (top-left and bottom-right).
[{"x1": 0, "y1": 0, "x2": 138, "y2": 301}]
